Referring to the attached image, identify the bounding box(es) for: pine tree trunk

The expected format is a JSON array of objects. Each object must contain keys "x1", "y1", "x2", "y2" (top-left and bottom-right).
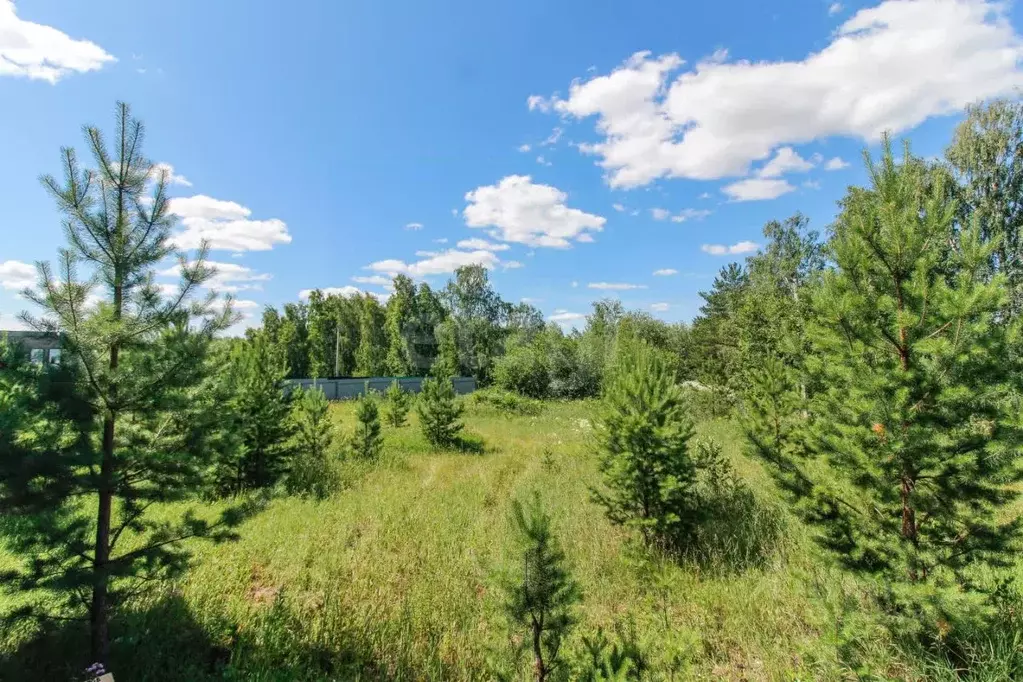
[
  {"x1": 91, "y1": 414, "x2": 115, "y2": 664},
  {"x1": 532, "y1": 615, "x2": 547, "y2": 682}
]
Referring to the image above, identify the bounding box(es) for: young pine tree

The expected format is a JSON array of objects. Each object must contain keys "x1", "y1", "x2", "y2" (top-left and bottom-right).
[
  {"x1": 286, "y1": 385, "x2": 337, "y2": 497},
  {"x1": 383, "y1": 379, "x2": 412, "y2": 427},
  {"x1": 214, "y1": 332, "x2": 294, "y2": 494},
  {"x1": 351, "y1": 393, "x2": 383, "y2": 460},
  {"x1": 502, "y1": 494, "x2": 581, "y2": 682},
  {"x1": 417, "y1": 376, "x2": 464, "y2": 446},
  {"x1": 777, "y1": 138, "x2": 1023, "y2": 610},
  {"x1": 594, "y1": 340, "x2": 699, "y2": 549},
  {"x1": 0, "y1": 103, "x2": 243, "y2": 665}
]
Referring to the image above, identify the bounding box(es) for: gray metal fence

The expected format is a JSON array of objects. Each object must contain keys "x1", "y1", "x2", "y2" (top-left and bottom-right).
[{"x1": 282, "y1": 376, "x2": 476, "y2": 400}]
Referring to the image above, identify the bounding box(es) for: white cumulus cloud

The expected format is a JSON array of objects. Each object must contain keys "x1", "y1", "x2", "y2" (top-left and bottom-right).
[
  {"x1": 0, "y1": 260, "x2": 36, "y2": 290},
  {"x1": 588, "y1": 282, "x2": 647, "y2": 290},
  {"x1": 169, "y1": 195, "x2": 291, "y2": 252},
  {"x1": 757, "y1": 147, "x2": 814, "y2": 178},
  {"x1": 702, "y1": 241, "x2": 760, "y2": 255},
  {"x1": 159, "y1": 261, "x2": 270, "y2": 293},
  {"x1": 0, "y1": 1, "x2": 115, "y2": 83},
  {"x1": 653, "y1": 268, "x2": 678, "y2": 276},
  {"x1": 536, "y1": 0, "x2": 1023, "y2": 188},
  {"x1": 366, "y1": 249, "x2": 502, "y2": 278},
  {"x1": 650, "y1": 302, "x2": 670, "y2": 312},
  {"x1": 463, "y1": 175, "x2": 606, "y2": 248},
  {"x1": 722, "y1": 178, "x2": 796, "y2": 202},
  {"x1": 825, "y1": 156, "x2": 851, "y2": 170},
  {"x1": 153, "y1": 162, "x2": 192, "y2": 187}
]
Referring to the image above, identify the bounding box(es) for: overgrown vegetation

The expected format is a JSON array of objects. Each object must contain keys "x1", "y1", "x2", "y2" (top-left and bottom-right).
[{"x1": 4, "y1": 98, "x2": 1023, "y2": 680}]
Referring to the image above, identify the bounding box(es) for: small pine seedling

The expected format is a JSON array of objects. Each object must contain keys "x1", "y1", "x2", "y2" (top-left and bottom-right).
[
  {"x1": 502, "y1": 494, "x2": 581, "y2": 682},
  {"x1": 384, "y1": 379, "x2": 412, "y2": 427}
]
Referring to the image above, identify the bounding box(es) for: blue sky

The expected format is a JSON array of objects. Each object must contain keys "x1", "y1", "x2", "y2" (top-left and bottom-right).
[{"x1": 3, "y1": 0, "x2": 1023, "y2": 332}]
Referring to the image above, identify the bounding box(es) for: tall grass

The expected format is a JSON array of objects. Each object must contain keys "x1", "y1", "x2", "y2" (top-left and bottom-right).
[{"x1": 2, "y1": 400, "x2": 1007, "y2": 680}]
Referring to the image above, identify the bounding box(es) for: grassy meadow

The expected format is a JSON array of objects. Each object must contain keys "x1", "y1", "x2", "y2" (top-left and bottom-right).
[{"x1": 0, "y1": 398, "x2": 988, "y2": 680}]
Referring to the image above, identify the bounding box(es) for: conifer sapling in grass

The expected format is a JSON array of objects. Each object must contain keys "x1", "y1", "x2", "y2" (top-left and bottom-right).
[
  {"x1": 0, "y1": 103, "x2": 250, "y2": 665},
  {"x1": 417, "y1": 376, "x2": 464, "y2": 446},
  {"x1": 286, "y1": 385, "x2": 337, "y2": 497},
  {"x1": 213, "y1": 331, "x2": 294, "y2": 495},
  {"x1": 595, "y1": 340, "x2": 700, "y2": 549},
  {"x1": 384, "y1": 379, "x2": 412, "y2": 427},
  {"x1": 501, "y1": 494, "x2": 580, "y2": 682},
  {"x1": 351, "y1": 392, "x2": 383, "y2": 460}
]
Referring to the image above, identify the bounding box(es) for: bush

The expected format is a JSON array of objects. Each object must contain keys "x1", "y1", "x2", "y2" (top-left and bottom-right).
[
  {"x1": 493, "y1": 344, "x2": 550, "y2": 399},
  {"x1": 349, "y1": 393, "x2": 383, "y2": 460},
  {"x1": 417, "y1": 377, "x2": 464, "y2": 446},
  {"x1": 383, "y1": 380, "x2": 412, "y2": 427},
  {"x1": 469, "y1": 388, "x2": 543, "y2": 416}
]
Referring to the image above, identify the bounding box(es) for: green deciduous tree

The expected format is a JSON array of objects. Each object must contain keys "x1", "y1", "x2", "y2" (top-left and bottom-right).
[
  {"x1": 501, "y1": 494, "x2": 580, "y2": 682},
  {"x1": 416, "y1": 377, "x2": 463, "y2": 446},
  {"x1": 0, "y1": 103, "x2": 246, "y2": 664},
  {"x1": 947, "y1": 98, "x2": 1023, "y2": 317},
  {"x1": 385, "y1": 275, "x2": 417, "y2": 376}
]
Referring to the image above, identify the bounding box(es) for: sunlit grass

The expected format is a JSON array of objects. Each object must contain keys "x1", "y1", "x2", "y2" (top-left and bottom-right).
[{"x1": 0, "y1": 399, "x2": 965, "y2": 680}]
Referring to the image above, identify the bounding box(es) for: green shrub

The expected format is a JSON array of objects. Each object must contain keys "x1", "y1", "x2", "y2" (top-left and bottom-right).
[
  {"x1": 493, "y1": 343, "x2": 550, "y2": 399},
  {"x1": 383, "y1": 380, "x2": 412, "y2": 427},
  {"x1": 470, "y1": 388, "x2": 543, "y2": 416},
  {"x1": 417, "y1": 377, "x2": 464, "y2": 446}
]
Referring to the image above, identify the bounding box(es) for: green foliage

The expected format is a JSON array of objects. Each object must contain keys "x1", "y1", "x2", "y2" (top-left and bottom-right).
[
  {"x1": 0, "y1": 103, "x2": 248, "y2": 664},
  {"x1": 573, "y1": 625, "x2": 647, "y2": 682},
  {"x1": 763, "y1": 137, "x2": 1023, "y2": 622},
  {"x1": 355, "y1": 294, "x2": 388, "y2": 377},
  {"x1": 501, "y1": 494, "x2": 581, "y2": 682},
  {"x1": 385, "y1": 275, "x2": 417, "y2": 376},
  {"x1": 493, "y1": 342, "x2": 550, "y2": 399},
  {"x1": 469, "y1": 387, "x2": 544, "y2": 416},
  {"x1": 595, "y1": 340, "x2": 700, "y2": 547},
  {"x1": 383, "y1": 379, "x2": 412, "y2": 427},
  {"x1": 947, "y1": 98, "x2": 1023, "y2": 318},
  {"x1": 285, "y1": 386, "x2": 337, "y2": 498},
  {"x1": 417, "y1": 377, "x2": 464, "y2": 446},
  {"x1": 350, "y1": 393, "x2": 383, "y2": 460},
  {"x1": 213, "y1": 333, "x2": 294, "y2": 495}
]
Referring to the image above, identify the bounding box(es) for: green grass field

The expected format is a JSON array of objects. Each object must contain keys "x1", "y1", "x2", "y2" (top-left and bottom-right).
[{"x1": 0, "y1": 400, "x2": 980, "y2": 680}]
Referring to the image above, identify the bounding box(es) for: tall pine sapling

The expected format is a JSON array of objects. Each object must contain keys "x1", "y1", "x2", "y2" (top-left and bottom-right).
[
  {"x1": 0, "y1": 103, "x2": 246, "y2": 665},
  {"x1": 213, "y1": 332, "x2": 293, "y2": 495},
  {"x1": 351, "y1": 393, "x2": 383, "y2": 460},
  {"x1": 594, "y1": 340, "x2": 699, "y2": 549},
  {"x1": 383, "y1": 379, "x2": 411, "y2": 427},
  {"x1": 769, "y1": 137, "x2": 1023, "y2": 615},
  {"x1": 502, "y1": 494, "x2": 580, "y2": 682},
  {"x1": 286, "y1": 385, "x2": 337, "y2": 497},
  {"x1": 417, "y1": 376, "x2": 464, "y2": 447}
]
